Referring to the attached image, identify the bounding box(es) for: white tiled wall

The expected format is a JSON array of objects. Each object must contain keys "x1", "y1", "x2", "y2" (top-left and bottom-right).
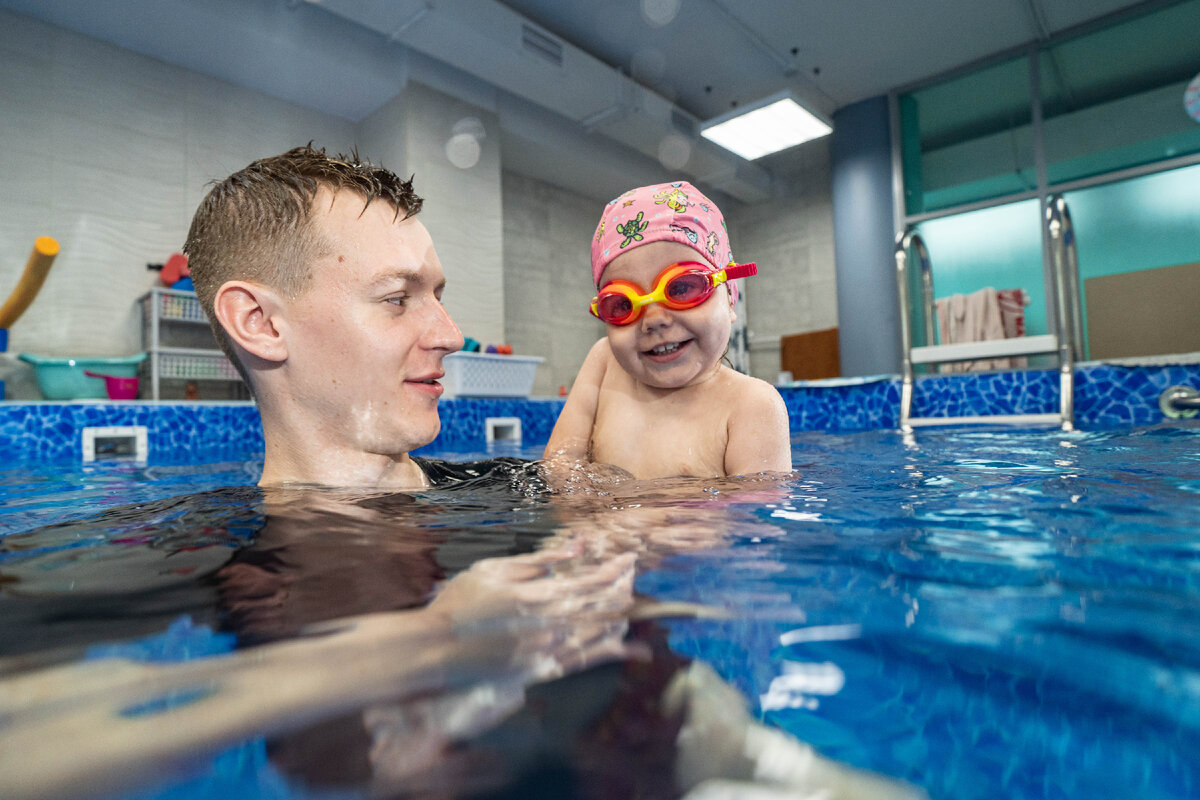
[
  {"x1": 0, "y1": 9, "x2": 837, "y2": 399},
  {"x1": 0, "y1": 10, "x2": 355, "y2": 400}
]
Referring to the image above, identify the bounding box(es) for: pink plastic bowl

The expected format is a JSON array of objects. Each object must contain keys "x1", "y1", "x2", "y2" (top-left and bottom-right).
[{"x1": 84, "y1": 371, "x2": 139, "y2": 400}]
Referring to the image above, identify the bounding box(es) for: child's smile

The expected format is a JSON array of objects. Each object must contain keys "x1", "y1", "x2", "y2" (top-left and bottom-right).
[{"x1": 643, "y1": 338, "x2": 691, "y2": 361}]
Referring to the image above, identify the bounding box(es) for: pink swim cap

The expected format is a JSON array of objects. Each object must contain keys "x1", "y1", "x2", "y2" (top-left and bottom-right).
[{"x1": 591, "y1": 181, "x2": 743, "y2": 303}]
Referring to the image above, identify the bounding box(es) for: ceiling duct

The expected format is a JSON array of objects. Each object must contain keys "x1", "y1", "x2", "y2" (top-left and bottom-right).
[{"x1": 306, "y1": 0, "x2": 771, "y2": 202}]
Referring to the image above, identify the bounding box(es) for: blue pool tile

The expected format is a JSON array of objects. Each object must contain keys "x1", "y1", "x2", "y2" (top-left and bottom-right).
[{"x1": 1, "y1": 361, "x2": 1197, "y2": 464}]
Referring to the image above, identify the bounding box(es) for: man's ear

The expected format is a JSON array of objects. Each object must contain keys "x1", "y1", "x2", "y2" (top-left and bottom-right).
[{"x1": 212, "y1": 281, "x2": 289, "y2": 364}]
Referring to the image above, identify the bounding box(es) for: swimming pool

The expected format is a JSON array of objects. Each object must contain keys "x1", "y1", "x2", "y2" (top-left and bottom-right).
[{"x1": 1, "y1": 423, "x2": 1197, "y2": 799}]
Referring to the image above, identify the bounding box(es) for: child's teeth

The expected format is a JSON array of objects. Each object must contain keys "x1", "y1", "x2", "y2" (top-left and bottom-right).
[{"x1": 651, "y1": 342, "x2": 680, "y2": 355}]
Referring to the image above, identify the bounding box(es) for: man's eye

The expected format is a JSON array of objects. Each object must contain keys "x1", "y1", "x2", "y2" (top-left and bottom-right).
[{"x1": 386, "y1": 295, "x2": 408, "y2": 308}]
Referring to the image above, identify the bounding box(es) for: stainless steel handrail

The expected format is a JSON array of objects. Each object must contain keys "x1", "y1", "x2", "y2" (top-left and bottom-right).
[
  {"x1": 1045, "y1": 195, "x2": 1079, "y2": 430},
  {"x1": 894, "y1": 229, "x2": 923, "y2": 427},
  {"x1": 1047, "y1": 196, "x2": 1085, "y2": 360},
  {"x1": 896, "y1": 195, "x2": 1083, "y2": 430},
  {"x1": 1160, "y1": 385, "x2": 1200, "y2": 419}
]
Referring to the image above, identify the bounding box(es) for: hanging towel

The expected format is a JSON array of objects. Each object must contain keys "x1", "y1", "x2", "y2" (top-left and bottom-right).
[
  {"x1": 934, "y1": 287, "x2": 1020, "y2": 372},
  {"x1": 996, "y1": 288, "x2": 1028, "y2": 339},
  {"x1": 995, "y1": 288, "x2": 1029, "y2": 367}
]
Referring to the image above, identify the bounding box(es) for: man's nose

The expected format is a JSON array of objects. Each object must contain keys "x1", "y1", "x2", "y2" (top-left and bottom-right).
[{"x1": 425, "y1": 300, "x2": 464, "y2": 352}]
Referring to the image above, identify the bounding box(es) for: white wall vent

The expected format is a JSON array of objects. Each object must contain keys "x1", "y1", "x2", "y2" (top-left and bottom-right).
[
  {"x1": 485, "y1": 416, "x2": 522, "y2": 444},
  {"x1": 82, "y1": 426, "x2": 149, "y2": 462}
]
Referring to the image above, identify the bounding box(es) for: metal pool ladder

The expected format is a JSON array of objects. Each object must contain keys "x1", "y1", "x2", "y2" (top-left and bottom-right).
[{"x1": 895, "y1": 195, "x2": 1083, "y2": 431}]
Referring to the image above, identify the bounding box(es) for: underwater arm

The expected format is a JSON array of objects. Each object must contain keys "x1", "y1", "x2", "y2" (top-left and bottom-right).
[
  {"x1": 0, "y1": 548, "x2": 636, "y2": 800},
  {"x1": 724, "y1": 380, "x2": 792, "y2": 476}
]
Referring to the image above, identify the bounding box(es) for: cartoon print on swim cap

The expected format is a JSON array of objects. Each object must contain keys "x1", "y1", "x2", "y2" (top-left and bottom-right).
[
  {"x1": 610, "y1": 189, "x2": 635, "y2": 207},
  {"x1": 669, "y1": 224, "x2": 698, "y2": 244},
  {"x1": 616, "y1": 211, "x2": 649, "y2": 249},
  {"x1": 653, "y1": 187, "x2": 690, "y2": 213},
  {"x1": 594, "y1": 218, "x2": 606, "y2": 243},
  {"x1": 705, "y1": 231, "x2": 719, "y2": 259}
]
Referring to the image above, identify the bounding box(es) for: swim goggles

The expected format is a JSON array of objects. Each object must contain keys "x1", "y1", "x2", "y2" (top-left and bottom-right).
[{"x1": 589, "y1": 260, "x2": 757, "y2": 326}]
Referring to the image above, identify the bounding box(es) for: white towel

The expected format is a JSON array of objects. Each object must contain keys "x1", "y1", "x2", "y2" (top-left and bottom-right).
[{"x1": 934, "y1": 287, "x2": 1018, "y2": 372}]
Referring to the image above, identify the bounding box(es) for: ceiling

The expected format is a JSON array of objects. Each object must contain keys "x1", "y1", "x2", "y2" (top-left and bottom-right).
[{"x1": 0, "y1": 0, "x2": 1168, "y2": 204}]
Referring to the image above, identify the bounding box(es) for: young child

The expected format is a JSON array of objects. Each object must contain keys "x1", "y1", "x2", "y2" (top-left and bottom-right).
[{"x1": 545, "y1": 181, "x2": 792, "y2": 479}]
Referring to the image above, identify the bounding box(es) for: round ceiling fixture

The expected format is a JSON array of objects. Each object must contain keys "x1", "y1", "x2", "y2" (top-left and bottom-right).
[{"x1": 1186, "y1": 72, "x2": 1200, "y2": 123}]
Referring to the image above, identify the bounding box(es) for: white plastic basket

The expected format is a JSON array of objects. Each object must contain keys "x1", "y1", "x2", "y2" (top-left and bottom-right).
[
  {"x1": 140, "y1": 288, "x2": 207, "y2": 324},
  {"x1": 442, "y1": 352, "x2": 543, "y2": 398},
  {"x1": 155, "y1": 350, "x2": 242, "y2": 381}
]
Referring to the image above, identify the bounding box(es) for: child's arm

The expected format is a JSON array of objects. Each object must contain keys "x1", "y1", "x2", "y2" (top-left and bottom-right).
[
  {"x1": 724, "y1": 380, "x2": 792, "y2": 476},
  {"x1": 543, "y1": 338, "x2": 611, "y2": 463}
]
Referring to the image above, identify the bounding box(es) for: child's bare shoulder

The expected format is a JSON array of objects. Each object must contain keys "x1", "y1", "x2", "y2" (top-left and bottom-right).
[
  {"x1": 723, "y1": 367, "x2": 784, "y2": 399},
  {"x1": 718, "y1": 368, "x2": 788, "y2": 422}
]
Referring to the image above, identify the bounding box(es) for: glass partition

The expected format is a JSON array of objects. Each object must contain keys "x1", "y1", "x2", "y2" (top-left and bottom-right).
[
  {"x1": 1064, "y1": 162, "x2": 1200, "y2": 359},
  {"x1": 1040, "y1": 0, "x2": 1200, "y2": 185},
  {"x1": 899, "y1": 55, "x2": 1034, "y2": 215}
]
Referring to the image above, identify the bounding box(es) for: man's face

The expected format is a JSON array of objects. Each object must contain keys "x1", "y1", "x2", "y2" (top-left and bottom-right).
[{"x1": 280, "y1": 190, "x2": 463, "y2": 457}]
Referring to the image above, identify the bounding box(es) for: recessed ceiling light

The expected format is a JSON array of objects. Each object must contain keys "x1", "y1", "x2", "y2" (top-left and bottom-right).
[{"x1": 700, "y1": 92, "x2": 832, "y2": 160}]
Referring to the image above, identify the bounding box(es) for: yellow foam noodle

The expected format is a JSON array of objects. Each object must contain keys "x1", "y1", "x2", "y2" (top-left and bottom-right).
[{"x1": 0, "y1": 236, "x2": 60, "y2": 329}]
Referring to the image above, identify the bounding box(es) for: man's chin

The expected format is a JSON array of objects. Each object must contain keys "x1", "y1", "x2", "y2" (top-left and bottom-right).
[{"x1": 402, "y1": 417, "x2": 441, "y2": 454}]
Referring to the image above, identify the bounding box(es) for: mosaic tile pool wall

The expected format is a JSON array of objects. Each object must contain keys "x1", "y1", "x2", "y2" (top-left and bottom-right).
[{"x1": 1, "y1": 362, "x2": 1197, "y2": 464}]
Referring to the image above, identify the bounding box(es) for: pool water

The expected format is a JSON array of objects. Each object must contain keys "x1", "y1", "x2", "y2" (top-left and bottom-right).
[{"x1": 1, "y1": 425, "x2": 1197, "y2": 799}]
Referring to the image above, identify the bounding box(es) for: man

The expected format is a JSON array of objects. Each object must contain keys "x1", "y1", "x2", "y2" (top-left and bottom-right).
[{"x1": 186, "y1": 145, "x2": 463, "y2": 488}]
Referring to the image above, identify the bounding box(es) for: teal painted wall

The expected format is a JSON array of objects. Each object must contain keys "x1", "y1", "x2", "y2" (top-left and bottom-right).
[
  {"x1": 915, "y1": 161, "x2": 1200, "y2": 353},
  {"x1": 917, "y1": 199, "x2": 1047, "y2": 337},
  {"x1": 1066, "y1": 162, "x2": 1200, "y2": 281}
]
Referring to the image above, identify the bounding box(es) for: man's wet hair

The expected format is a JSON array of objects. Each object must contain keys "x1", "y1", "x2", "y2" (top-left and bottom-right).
[{"x1": 184, "y1": 144, "x2": 423, "y2": 387}]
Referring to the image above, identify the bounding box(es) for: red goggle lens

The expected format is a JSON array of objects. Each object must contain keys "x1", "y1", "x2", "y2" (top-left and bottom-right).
[
  {"x1": 595, "y1": 293, "x2": 636, "y2": 324},
  {"x1": 661, "y1": 272, "x2": 712, "y2": 305}
]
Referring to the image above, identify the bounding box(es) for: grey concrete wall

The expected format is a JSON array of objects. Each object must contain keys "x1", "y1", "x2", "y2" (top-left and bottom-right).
[{"x1": 728, "y1": 139, "x2": 837, "y2": 382}]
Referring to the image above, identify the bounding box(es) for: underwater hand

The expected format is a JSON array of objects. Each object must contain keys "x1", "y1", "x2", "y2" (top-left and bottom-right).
[{"x1": 430, "y1": 546, "x2": 637, "y2": 679}]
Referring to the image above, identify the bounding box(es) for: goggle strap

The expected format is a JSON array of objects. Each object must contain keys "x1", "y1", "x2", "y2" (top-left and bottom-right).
[{"x1": 722, "y1": 261, "x2": 757, "y2": 281}]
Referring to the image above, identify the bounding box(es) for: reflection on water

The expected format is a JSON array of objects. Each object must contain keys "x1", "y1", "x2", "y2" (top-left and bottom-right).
[
  {"x1": 648, "y1": 423, "x2": 1200, "y2": 800},
  {"x1": 0, "y1": 454, "x2": 918, "y2": 800},
  {"x1": 1, "y1": 424, "x2": 1199, "y2": 799}
]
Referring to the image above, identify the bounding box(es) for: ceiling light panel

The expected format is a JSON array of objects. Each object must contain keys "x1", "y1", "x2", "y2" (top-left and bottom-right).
[{"x1": 701, "y1": 93, "x2": 832, "y2": 160}]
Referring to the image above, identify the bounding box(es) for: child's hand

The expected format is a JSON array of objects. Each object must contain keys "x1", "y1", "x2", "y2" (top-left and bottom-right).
[{"x1": 541, "y1": 455, "x2": 636, "y2": 495}]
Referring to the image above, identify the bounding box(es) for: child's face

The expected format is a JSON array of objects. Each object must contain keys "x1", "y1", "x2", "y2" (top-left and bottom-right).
[{"x1": 598, "y1": 241, "x2": 734, "y2": 390}]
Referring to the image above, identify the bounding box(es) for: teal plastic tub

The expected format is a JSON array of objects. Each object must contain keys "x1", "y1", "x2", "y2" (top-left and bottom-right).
[{"x1": 18, "y1": 353, "x2": 147, "y2": 400}]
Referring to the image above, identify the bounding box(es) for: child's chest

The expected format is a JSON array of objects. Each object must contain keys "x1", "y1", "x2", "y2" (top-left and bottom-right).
[{"x1": 592, "y1": 382, "x2": 730, "y2": 478}]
